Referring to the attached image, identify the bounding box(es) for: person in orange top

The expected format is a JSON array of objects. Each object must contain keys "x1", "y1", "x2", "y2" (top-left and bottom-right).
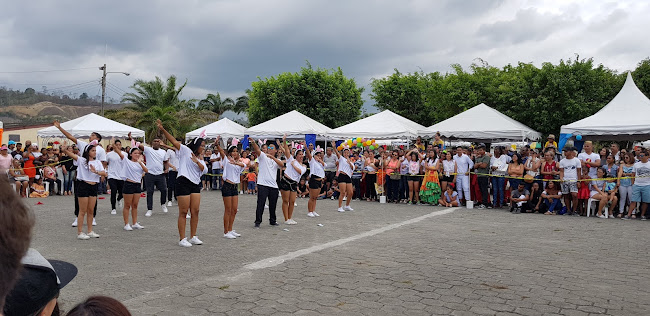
[{"x1": 246, "y1": 168, "x2": 257, "y2": 194}]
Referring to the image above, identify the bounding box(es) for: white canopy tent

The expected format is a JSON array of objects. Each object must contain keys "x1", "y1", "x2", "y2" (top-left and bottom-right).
[
  {"x1": 245, "y1": 110, "x2": 332, "y2": 139},
  {"x1": 37, "y1": 113, "x2": 145, "y2": 139},
  {"x1": 185, "y1": 117, "x2": 246, "y2": 141},
  {"x1": 420, "y1": 103, "x2": 541, "y2": 142},
  {"x1": 329, "y1": 110, "x2": 426, "y2": 140},
  {"x1": 560, "y1": 72, "x2": 650, "y2": 141}
]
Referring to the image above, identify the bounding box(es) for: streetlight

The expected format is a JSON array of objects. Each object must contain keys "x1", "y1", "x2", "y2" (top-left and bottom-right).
[{"x1": 99, "y1": 64, "x2": 130, "y2": 116}]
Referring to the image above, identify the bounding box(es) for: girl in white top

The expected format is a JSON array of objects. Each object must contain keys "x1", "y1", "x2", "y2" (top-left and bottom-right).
[
  {"x1": 214, "y1": 136, "x2": 248, "y2": 239},
  {"x1": 121, "y1": 148, "x2": 148, "y2": 231},
  {"x1": 440, "y1": 151, "x2": 457, "y2": 192},
  {"x1": 306, "y1": 146, "x2": 325, "y2": 217},
  {"x1": 63, "y1": 145, "x2": 107, "y2": 240},
  {"x1": 279, "y1": 136, "x2": 307, "y2": 224},
  {"x1": 405, "y1": 149, "x2": 424, "y2": 204},
  {"x1": 331, "y1": 141, "x2": 355, "y2": 212},
  {"x1": 158, "y1": 120, "x2": 207, "y2": 248}
]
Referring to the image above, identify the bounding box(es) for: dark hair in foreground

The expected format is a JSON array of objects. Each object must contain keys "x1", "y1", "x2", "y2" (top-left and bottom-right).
[
  {"x1": 187, "y1": 138, "x2": 205, "y2": 155},
  {"x1": 66, "y1": 296, "x2": 132, "y2": 316},
  {"x1": 0, "y1": 177, "x2": 35, "y2": 310}
]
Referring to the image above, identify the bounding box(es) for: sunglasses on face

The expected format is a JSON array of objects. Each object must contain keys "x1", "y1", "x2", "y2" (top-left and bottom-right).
[{"x1": 268, "y1": 146, "x2": 275, "y2": 149}]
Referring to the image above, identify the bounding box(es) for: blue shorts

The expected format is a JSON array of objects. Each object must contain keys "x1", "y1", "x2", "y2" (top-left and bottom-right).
[
  {"x1": 247, "y1": 181, "x2": 256, "y2": 191},
  {"x1": 631, "y1": 185, "x2": 650, "y2": 203}
]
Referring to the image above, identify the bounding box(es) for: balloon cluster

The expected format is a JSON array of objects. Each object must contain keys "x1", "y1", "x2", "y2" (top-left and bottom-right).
[{"x1": 338, "y1": 138, "x2": 377, "y2": 151}]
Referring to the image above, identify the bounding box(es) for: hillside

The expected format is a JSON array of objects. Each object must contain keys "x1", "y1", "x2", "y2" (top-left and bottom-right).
[{"x1": 0, "y1": 102, "x2": 126, "y2": 126}]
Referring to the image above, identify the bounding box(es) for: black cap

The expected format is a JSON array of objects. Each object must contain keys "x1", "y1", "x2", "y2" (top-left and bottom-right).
[
  {"x1": 477, "y1": 143, "x2": 486, "y2": 149},
  {"x1": 3, "y1": 249, "x2": 77, "y2": 316}
]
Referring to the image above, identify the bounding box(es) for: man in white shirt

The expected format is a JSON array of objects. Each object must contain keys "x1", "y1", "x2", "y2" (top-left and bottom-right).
[
  {"x1": 106, "y1": 140, "x2": 127, "y2": 214},
  {"x1": 210, "y1": 150, "x2": 222, "y2": 190},
  {"x1": 453, "y1": 146, "x2": 474, "y2": 204},
  {"x1": 577, "y1": 141, "x2": 600, "y2": 179},
  {"x1": 624, "y1": 148, "x2": 650, "y2": 220},
  {"x1": 134, "y1": 135, "x2": 169, "y2": 217},
  {"x1": 165, "y1": 142, "x2": 180, "y2": 206},
  {"x1": 610, "y1": 143, "x2": 620, "y2": 163},
  {"x1": 250, "y1": 139, "x2": 284, "y2": 227},
  {"x1": 53, "y1": 120, "x2": 106, "y2": 227},
  {"x1": 559, "y1": 146, "x2": 581, "y2": 216}
]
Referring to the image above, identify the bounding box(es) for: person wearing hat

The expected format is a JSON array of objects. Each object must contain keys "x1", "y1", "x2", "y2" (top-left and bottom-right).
[
  {"x1": 7, "y1": 140, "x2": 16, "y2": 153},
  {"x1": 544, "y1": 134, "x2": 557, "y2": 149},
  {"x1": 3, "y1": 249, "x2": 77, "y2": 316}
]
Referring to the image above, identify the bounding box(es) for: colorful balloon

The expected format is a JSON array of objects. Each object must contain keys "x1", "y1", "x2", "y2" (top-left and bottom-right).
[
  {"x1": 369, "y1": 145, "x2": 375, "y2": 150},
  {"x1": 576, "y1": 135, "x2": 582, "y2": 141},
  {"x1": 356, "y1": 137, "x2": 362, "y2": 143},
  {"x1": 357, "y1": 142, "x2": 362, "y2": 147},
  {"x1": 347, "y1": 139, "x2": 353, "y2": 145}
]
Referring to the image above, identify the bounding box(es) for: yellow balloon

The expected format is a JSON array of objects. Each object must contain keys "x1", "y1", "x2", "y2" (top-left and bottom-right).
[
  {"x1": 356, "y1": 137, "x2": 362, "y2": 143},
  {"x1": 347, "y1": 139, "x2": 353, "y2": 145}
]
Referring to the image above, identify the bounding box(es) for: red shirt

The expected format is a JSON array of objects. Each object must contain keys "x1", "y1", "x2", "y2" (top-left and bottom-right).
[{"x1": 542, "y1": 160, "x2": 557, "y2": 180}]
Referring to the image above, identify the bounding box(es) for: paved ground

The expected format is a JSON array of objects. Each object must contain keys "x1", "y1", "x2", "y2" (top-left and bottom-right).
[{"x1": 27, "y1": 191, "x2": 650, "y2": 315}]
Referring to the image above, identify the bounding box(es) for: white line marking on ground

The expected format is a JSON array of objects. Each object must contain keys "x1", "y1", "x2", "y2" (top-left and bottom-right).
[{"x1": 244, "y1": 207, "x2": 458, "y2": 270}]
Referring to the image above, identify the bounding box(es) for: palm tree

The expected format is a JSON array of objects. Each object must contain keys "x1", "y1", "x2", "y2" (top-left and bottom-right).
[
  {"x1": 197, "y1": 93, "x2": 234, "y2": 118},
  {"x1": 234, "y1": 94, "x2": 249, "y2": 114},
  {"x1": 122, "y1": 75, "x2": 196, "y2": 111}
]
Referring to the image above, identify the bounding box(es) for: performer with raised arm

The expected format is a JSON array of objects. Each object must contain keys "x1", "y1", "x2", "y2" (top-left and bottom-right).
[
  {"x1": 279, "y1": 136, "x2": 307, "y2": 224},
  {"x1": 127, "y1": 132, "x2": 169, "y2": 217},
  {"x1": 214, "y1": 136, "x2": 247, "y2": 239},
  {"x1": 157, "y1": 120, "x2": 207, "y2": 247},
  {"x1": 120, "y1": 147, "x2": 148, "y2": 231},
  {"x1": 250, "y1": 137, "x2": 284, "y2": 227},
  {"x1": 53, "y1": 120, "x2": 106, "y2": 227},
  {"x1": 305, "y1": 143, "x2": 325, "y2": 217},
  {"x1": 331, "y1": 141, "x2": 355, "y2": 212}
]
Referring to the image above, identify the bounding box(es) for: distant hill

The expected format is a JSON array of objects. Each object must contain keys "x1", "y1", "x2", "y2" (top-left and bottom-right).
[{"x1": 0, "y1": 102, "x2": 127, "y2": 127}]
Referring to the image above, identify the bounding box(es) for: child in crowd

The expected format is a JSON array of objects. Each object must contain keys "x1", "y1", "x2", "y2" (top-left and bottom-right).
[
  {"x1": 577, "y1": 167, "x2": 591, "y2": 216},
  {"x1": 328, "y1": 179, "x2": 340, "y2": 199},
  {"x1": 542, "y1": 181, "x2": 562, "y2": 215},
  {"x1": 559, "y1": 147, "x2": 581, "y2": 216},
  {"x1": 439, "y1": 184, "x2": 459, "y2": 207},
  {"x1": 246, "y1": 167, "x2": 257, "y2": 194},
  {"x1": 29, "y1": 176, "x2": 49, "y2": 198},
  {"x1": 297, "y1": 178, "x2": 308, "y2": 198}
]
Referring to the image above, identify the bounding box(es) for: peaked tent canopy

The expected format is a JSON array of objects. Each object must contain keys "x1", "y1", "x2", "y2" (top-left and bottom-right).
[
  {"x1": 421, "y1": 103, "x2": 541, "y2": 142},
  {"x1": 246, "y1": 110, "x2": 332, "y2": 139},
  {"x1": 37, "y1": 113, "x2": 145, "y2": 139},
  {"x1": 329, "y1": 110, "x2": 426, "y2": 139},
  {"x1": 185, "y1": 117, "x2": 247, "y2": 141},
  {"x1": 560, "y1": 72, "x2": 650, "y2": 141}
]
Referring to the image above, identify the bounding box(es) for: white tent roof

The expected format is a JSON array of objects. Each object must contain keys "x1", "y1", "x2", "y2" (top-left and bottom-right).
[
  {"x1": 37, "y1": 113, "x2": 145, "y2": 138},
  {"x1": 561, "y1": 72, "x2": 650, "y2": 140},
  {"x1": 421, "y1": 103, "x2": 541, "y2": 141},
  {"x1": 246, "y1": 110, "x2": 332, "y2": 138},
  {"x1": 329, "y1": 110, "x2": 426, "y2": 139},
  {"x1": 185, "y1": 117, "x2": 246, "y2": 141}
]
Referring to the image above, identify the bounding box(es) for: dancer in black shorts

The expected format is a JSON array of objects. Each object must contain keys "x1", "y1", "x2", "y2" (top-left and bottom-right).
[
  {"x1": 331, "y1": 141, "x2": 355, "y2": 213},
  {"x1": 214, "y1": 137, "x2": 248, "y2": 239},
  {"x1": 158, "y1": 120, "x2": 207, "y2": 247},
  {"x1": 306, "y1": 145, "x2": 325, "y2": 217},
  {"x1": 121, "y1": 148, "x2": 148, "y2": 231},
  {"x1": 279, "y1": 136, "x2": 307, "y2": 224}
]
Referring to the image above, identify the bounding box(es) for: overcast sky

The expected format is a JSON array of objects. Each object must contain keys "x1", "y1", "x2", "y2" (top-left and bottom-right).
[{"x1": 1, "y1": 0, "x2": 649, "y2": 116}]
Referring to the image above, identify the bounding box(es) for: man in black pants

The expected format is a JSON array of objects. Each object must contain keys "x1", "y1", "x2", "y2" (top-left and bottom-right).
[
  {"x1": 106, "y1": 140, "x2": 126, "y2": 214},
  {"x1": 250, "y1": 138, "x2": 284, "y2": 227},
  {"x1": 474, "y1": 144, "x2": 492, "y2": 209},
  {"x1": 132, "y1": 135, "x2": 168, "y2": 217}
]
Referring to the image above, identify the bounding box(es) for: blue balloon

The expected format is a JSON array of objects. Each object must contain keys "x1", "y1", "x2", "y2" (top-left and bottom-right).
[{"x1": 576, "y1": 135, "x2": 582, "y2": 141}]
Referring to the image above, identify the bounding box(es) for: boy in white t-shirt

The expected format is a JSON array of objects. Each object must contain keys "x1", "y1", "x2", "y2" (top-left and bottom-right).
[
  {"x1": 577, "y1": 141, "x2": 601, "y2": 178},
  {"x1": 559, "y1": 147, "x2": 581, "y2": 216}
]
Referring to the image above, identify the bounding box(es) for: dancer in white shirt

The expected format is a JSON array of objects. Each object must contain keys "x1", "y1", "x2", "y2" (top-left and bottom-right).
[
  {"x1": 306, "y1": 145, "x2": 325, "y2": 217},
  {"x1": 121, "y1": 148, "x2": 148, "y2": 231},
  {"x1": 331, "y1": 141, "x2": 355, "y2": 212},
  {"x1": 279, "y1": 136, "x2": 307, "y2": 224},
  {"x1": 214, "y1": 136, "x2": 247, "y2": 239}
]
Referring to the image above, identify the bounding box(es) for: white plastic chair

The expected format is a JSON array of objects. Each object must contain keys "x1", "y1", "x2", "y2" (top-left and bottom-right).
[{"x1": 586, "y1": 197, "x2": 608, "y2": 218}]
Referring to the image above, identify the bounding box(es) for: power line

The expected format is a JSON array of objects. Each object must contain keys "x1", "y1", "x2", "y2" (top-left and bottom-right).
[
  {"x1": 0, "y1": 67, "x2": 97, "y2": 74},
  {"x1": 107, "y1": 82, "x2": 128, "y2": 94}
]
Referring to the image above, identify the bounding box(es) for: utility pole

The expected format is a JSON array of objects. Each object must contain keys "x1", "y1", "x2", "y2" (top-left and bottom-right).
[
  {"x1": 100, "y1": 64, "x2": 107, "y2": 116},
  {"x1": 98, "y1": 64, "x2": 129, "y2": 116}
]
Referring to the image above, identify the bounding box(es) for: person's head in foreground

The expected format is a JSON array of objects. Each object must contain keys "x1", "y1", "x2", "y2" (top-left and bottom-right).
[
  {"x1": 0, "y1": 178, "x2": 35, "y2": 313},
  {"x1": 66, "y1": 296, "x2": 131, "y2": 316}
]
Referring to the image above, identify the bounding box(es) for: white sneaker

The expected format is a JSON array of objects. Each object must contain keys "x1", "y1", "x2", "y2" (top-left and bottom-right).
[
  {"x1": 608, "y1": 215, "x2": 615, "y2": 219},
  {"x1": 186, "y1": 213, "x2": 191, "y2": 219},
  {"x1": 294, "y1": 202, "x2": 298, "y2": 207},
  {"x1": 179, "y1": 238, "x2": 192, "y2": 247},
  {"x1": 289, "y1": 219, "x2": 297, "y2": 224},
  {"x1": 224, "y1": 232, "x2": 237, "y2": 239},
  {"x1": 77, "y1": 232, "x2": 90, "y2": 240},
  {"x1": 92, "y1": 218, "x2": 97, "y2": 226},
  {"x1": 189, "y1": 236, "x2": 203, "y2": 245},
  {"x1": 111, "y1": 209, "x2": 117, "y2": 215},
  {"x1": 145, "y1": 210, "x2": 152, "y2": 217},
  {"x1": 167, "y1": 201, "x2": 172, "y2": 207},
  {"x1": 344, "y1": 206, "x2": 354, "y2": 211},
  {"x1": 338, "y1": 207, "x2": 345, "y2": 212},
  {"x1": 285, "y1": 220, "x2": 292, "y2": 225},
  {"x1": 313, "y1": 212, "x2": 320, "y2": 217},
  {"x1": 265, "y1": 204, "x2": 269, "y2": 209},
  {"x1": 132, "y1": 222, "x2": 144, "y2": 229},
  {"x1": 87, "y1": 231, "x2": 100, "y2": 238},
  {"x1": 118, "y1": 200, "x2": 124, "y2": 208},
  {"x1": 343, "y1": 196, "x2": 347, "y2": 201},
  {"x1": 124, "y1": 224, "x2": 133, "y2": 231},
  {"x1": 231, "y1": 230, "x2": 241, "y2": 237},
  {"x1": 72, "y1": 218, "x2": 78, "y2": 227},
  {"x1": 307, "y1": 212, "x2": 316, "y2": 218},
  {"x1": 598, "y1": 215, "x2": 607, "y2": 219},
  {"x1": 161, "y1": 204, "x2": 168, "y2": 213}
]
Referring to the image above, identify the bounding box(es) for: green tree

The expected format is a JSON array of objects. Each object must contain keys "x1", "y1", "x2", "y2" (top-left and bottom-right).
[
  {"x1": 234, "y1": 94, "x2": 249, "y2": 114},
  {"x1": 79, "y1": 92, "x2": 89, "y2": 100},
  {"x1": 247, "y1": 63, "x2": 364, "y2": 127},
  {"x1": 632, "y1": 58, "x2": 650, "y2": 98},
  {"x1": 121, "y1": 75, "x2": 195, "y2": 111},
  {"x1": 197, "y1": 93, "x2": 234, "y2": 118}
]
